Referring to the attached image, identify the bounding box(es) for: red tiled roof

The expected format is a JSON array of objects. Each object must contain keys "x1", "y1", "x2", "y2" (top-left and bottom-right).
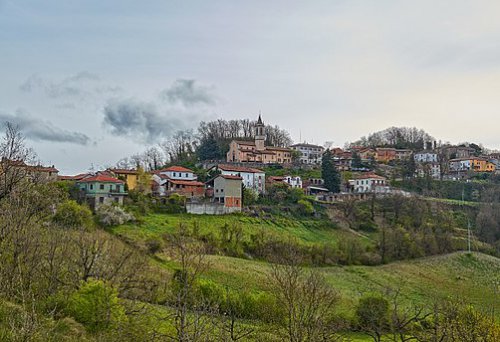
[
  {"x1": 58, "y1": 173, "x2": 90, "y2": 181},
  {"x1": 266, "y1": 146, "x2": 291, "y2": 152},
  {"x1": 234, "y1": 140, "x2": 256, "y2": 146},
  {"x1": 219, "y1": 175, "x2": 243, "y2": 180},
  {"x1": 168, "y1": 179, "x2": 205, "y2": 186},
  {"x1": 268, "y1": 176, "x2": 285, "y2": 181},
  {"x1": 109, "y1": 168, "x2": 138, "y2": 175},
  {"x1": 161, "y1": 166, "x2": 194, "y2": 173},
  {"x1": 218, "y1": 164, "x2": 264, "y2": 173},
  {"x1": 77, "y1": 175, "x2": 124, "y2": 183}
]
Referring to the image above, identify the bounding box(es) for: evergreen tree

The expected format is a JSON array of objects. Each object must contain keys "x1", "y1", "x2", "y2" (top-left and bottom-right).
[
  {"x1": 322, "y1": 149, "x2": 341, "y2": 193},
  {"x1": 197, "y1": 134, "x2": 222, "y2": 161},
  {"x1": 352, "y1": 152, "x2": 363, "y2": 168}
]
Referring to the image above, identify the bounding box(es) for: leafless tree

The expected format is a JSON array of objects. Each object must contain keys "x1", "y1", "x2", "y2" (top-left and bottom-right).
[
  {"x1": 0, "y1": 122, "x2": 37, "y2": 199},
  {"x1": 164, "y1": 223, "x2": 213, "y2": 342},
  {"x1": 269, "y1": 246, "x2": 341, "y2": 342}
]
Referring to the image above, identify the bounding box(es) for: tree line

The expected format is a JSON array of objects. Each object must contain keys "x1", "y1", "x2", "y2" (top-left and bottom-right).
[{"x1": 116, "y1": 118, "x2": 293, "y2": 170}]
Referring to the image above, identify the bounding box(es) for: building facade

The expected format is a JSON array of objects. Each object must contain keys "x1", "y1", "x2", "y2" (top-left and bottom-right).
[
  {"x1": 213, "y1": 174, "x2": 243, "y2": 212},
  {"x1": 348, "y1": 174, "x2": 387, "y2": 193},
  {"x1": 290, "y1": 143, "x2": 324, "y2": 165},
  {"x1": 76, "y1": 174, "x2": 127, "y2": 209},
  {"x1": 226, "y1": 116, "x2": 292, "y2": 164},
  {"x1": 213, "y1": 164, "x2": 266, "y2": 194}
]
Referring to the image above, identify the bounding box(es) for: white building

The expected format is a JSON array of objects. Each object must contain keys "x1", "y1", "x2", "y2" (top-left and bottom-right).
[
  {"x1": 414, "y1": 151, "x2": 438, "y2": 163},
  {"x1": 348, "y1": 174, "x2": 387, "y2": 193},
  {"x1": 212, "y1": 164, "x2": 266, "y2": 194},
  {"x1": 449, "y1": 158, "x2": 471, "y2": 172},
  {"x1": 416, "y1": 163, "x2": 441, "y2": 179},
  {"x1": 156, "y1": 166, "x2": 197, "y2": 180},
  {"x1": 290, "y1": 143, "x2": 325, "y2": 165},
  {"x1": 283, "y1": 175, "x2": 302, "y2": 188},
  {"x1": 151, "y1": 166, "x2": 198, "y2": 196}
]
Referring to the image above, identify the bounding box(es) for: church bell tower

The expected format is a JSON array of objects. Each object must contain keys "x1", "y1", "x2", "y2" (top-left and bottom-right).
[{"x1": 255, "y1": 114, "x2": 265, "y2": 151}]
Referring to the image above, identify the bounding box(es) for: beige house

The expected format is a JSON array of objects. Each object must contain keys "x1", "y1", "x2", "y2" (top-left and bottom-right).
[{"x1": 226, "y1": 116, "x2": 292, "y2": 164}]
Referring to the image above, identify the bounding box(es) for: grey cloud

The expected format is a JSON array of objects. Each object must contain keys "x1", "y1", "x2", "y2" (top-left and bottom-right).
[
  {"x1": 0, "y1": 109, "x2": 90, "y2": 145},
  {"x1": 103, "y1": 99, "x2": 185, "y2": 143},
  {"x1": 160, "y1": 79, "x2": 216, "y2": 106},
  {"x1": 19, "y1": 72, "x2": 119, "y2": 99}
]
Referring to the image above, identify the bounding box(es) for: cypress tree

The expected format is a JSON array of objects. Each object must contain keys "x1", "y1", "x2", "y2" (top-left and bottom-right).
[{"x1": 322, "y1": 149, "x2": 341, "y2": 193}]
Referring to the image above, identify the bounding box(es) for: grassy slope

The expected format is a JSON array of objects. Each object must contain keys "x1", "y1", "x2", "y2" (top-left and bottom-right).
[
  {"x1": 201, "y1": 252, "x2": 499, "y2": 317},
  {"x1": 109, "y1": 213, "x2": 500, "y2": 341},
  {"x1": 112, "y1": 213, "x2": 372, "y2": 246},
  {"x1": 113, "y1": 213, "x2": 499, "y2": 315}
]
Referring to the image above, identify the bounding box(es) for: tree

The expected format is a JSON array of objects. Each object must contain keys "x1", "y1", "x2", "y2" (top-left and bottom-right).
[
  {"x1": 53, "y1": 200, "x2": 93, "y2": 228},
  {"x1": 0, "y1": 122, "x2": 37, "y2": 199},
  {"x1": 356, "y1": 295, "x2": 389, "y2": 342},
  {"x1": 269, "y1": 246, "x2": 340, "y2": 341},
  {"x1": 66, "y1": 279, "x2": 126, "y2": 333},
  {"x1": 197, "y1": 134, "x2": 222, "y2": 161},
  {"x1": 352, "y1": 152, "x2": 363, "y2": 168},
  {"x1": 322, "y1": 149, "x2": 341, "y2": 193},
  {"x1": 165, "y1": 224, "x2": 212, "y2": 342}
]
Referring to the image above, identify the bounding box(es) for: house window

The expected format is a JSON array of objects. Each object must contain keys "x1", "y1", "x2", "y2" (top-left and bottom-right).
[
  {"x1": 109, "y1": 185, "x2": 113, "y2": 191},
  {"x1": 116, "y1": 185, "x2": 120, "y2": 192},
  {"x1": 90, "y1": 184, "x2": 94, "y2": 190},
  {"x1": 114, "y1": 197, "x2": 119, "y2": 202},
  {"x1": 185, "y1": 173, "x2": 188, "y2": 177},
  {"x1": 173, "y1": 172, "x2": 177, "y2": 177},
  {"x1": 100, "y1": 184, "x2": 104, "y2": 190},
  {"x1": 99, "y1": 197, "x2": 104, "y2": 204}
]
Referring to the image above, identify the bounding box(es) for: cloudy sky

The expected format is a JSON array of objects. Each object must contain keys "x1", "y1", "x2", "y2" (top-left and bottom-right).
[{"x1": 2, "y1": 1, "x2": 500, "y2": 174}]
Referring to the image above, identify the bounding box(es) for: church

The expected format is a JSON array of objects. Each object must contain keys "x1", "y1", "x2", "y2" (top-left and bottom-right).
[{"x1": 226, "y1": 115, "x2": 292, "y2": 164}]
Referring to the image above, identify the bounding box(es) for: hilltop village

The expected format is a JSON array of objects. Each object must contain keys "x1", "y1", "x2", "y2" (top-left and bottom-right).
[{"x1": 24, "y1": 115, "x2": 500, "y2": 214}]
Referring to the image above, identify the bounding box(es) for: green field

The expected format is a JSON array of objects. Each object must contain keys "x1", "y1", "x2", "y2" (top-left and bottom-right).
[
  {"x1": 112, "y1": 212, "x2": 373, "y2": 247},
  {"x1": 113, "y1": 213, "x2": 500, "y2": 319}
]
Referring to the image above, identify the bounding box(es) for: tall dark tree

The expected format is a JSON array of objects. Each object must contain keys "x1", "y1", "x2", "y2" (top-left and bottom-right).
[
  {"x1": 197, "y1": 134, "x2": 222, "y2": 161},
  {"x1": 322, "y1": 149, "x2": 341, "y2": 193},
  {"x1": 351, "y1": 152, "x2": 363, "y2": 169}
]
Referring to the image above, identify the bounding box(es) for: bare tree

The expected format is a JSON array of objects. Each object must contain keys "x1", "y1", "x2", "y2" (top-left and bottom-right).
[
  {"x1": 164, "y1": 224, "x2": 213, "y2": 342},
  {"x1": 269, "y1": 246, "x2": 341, "y2": 342},
  {"x1": 0, "y1": 122, "x2": 37, "y2": 199}
]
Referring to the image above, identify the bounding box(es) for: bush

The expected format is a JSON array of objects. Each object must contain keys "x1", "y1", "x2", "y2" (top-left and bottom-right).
[
  {"x1": 53, "y1": 200, "x2": 93, "y2": 228},
  {"x1": 65, "y1": 279, "x2": 126, "y2": 333},
  {"x1": 96, "y1": 204, "x2": 134, "y2": 226},
  {"x1": 145, "y1": 238, "x2": 163, "y2": 254},
  {"x1": 297, "y1": 199, "x2": 314, "y2": 216}
]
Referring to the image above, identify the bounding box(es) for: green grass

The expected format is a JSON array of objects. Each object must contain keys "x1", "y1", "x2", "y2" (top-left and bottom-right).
[
  {"x1": 179, "y1": 252, "x2": 500, "y2": 318},
  {"x1": 112, "y1": 212, "x2": 371, "y2": 247}
]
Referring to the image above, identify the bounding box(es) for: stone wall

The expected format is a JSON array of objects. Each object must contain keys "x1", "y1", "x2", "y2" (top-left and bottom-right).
[{"x1": 186, "y1": 202, "x2": 241, "y2": 215}]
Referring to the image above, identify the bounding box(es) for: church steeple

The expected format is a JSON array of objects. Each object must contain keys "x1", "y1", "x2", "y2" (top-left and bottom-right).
[{"x1": 255, "y1": 113, "x2": 265, "y2": 151}]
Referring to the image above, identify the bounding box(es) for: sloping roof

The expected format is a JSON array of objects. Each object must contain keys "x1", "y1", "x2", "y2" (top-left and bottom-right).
[
  {"x1": 352, "y1": 173, "x2": 386, "y2": 180},
  {"x1": 161, "y1": 166, "x2": 194, "y2": 173},
  {"x1": 291, "y1": 143, "x2": 324, "y2": 149},
  {"x1": 109, "y1": 168, "x2": 137, "y2": 175},
  {"x1": 233, "y1": 140, "x2": 256, "y2": 146},
  {"x1": 77, "y1": 175, "x2": 124, "y2": 183},
  {"x1": 266, "y1": 146, "x2": 292, "y2": 152},
  {"x1": 168, "y1": 179, "x2": 205, "y2": 186},
  {"x1": 218, "y1": 164, "x2": 264, "y2": 173},
  {"x1": 58, "y1": 173, "x2": 90, "y2": 181},
  {"x1": 219, "y1": 174, "x2": 243, "y2": 180}
]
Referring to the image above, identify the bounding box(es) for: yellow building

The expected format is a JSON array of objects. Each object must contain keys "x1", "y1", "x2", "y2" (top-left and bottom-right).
[
  {"x1": 471, "y1": 158, "x2": 496, "y2": 172},
  {"x1": 108, "y1": 168, "x2": 139, "y2": 190}
]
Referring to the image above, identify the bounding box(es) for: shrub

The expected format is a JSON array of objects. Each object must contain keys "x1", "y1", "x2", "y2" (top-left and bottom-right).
[
  {"x1": 297, "y1": 199, "x2": 314, "y2": 216},
  {"x1": 145, "y1": 238, "x2": 163, "y2": 254},
  {"x1": 65, "y1": 279, "x2": 126, "y2": 333},
  {"x1": 96, "y1": 204, "x2": 134, "y2": 226},
  {"x1": 53, "y1": 200, "x2": 93, "y2": 228}
]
